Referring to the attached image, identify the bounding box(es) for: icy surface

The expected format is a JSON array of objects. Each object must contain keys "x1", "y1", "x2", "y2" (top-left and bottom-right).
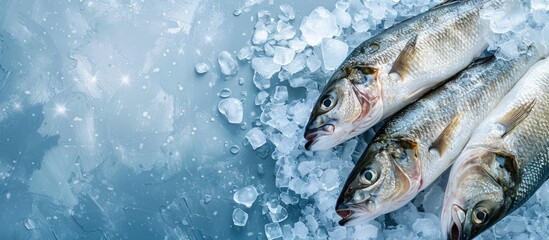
[{"x1": 1, "y1": 0, "x2": 549, "y2": 239}]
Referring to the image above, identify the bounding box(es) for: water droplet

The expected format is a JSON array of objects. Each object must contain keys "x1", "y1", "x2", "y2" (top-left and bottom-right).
[{"x1": 230, "y1": 145, "x2": 240, "y2": 155}]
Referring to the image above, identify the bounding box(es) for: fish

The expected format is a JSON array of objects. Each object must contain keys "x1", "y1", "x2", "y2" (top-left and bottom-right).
[
  {"x1": 441, "y1": 57, "x2": 549, "y2": 240},
  {"x1": 304, "y1": 0, "x2": 493, "y2": 151},
  {"x1": 335, "y1": 46, "x2": 542, "y2": 226}
]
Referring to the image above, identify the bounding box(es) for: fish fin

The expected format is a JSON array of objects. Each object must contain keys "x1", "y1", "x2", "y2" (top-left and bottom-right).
[
  {"x1": 390, "y1": 35, "x2": 418, "y2": 81},
  {"x1": 430, "y1": 113, "x2": 462, "y2": 155},
  {"x1": 497, "y1": 99, "x2": 536, "y2": 137},
  {"x1": 434, "y1": 0, "x2": 462, "y2": 8}
]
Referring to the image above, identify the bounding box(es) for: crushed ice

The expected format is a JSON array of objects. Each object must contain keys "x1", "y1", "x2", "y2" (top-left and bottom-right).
[{"x1": 225, "y1": 0, "x2": 549, "y2": 239}]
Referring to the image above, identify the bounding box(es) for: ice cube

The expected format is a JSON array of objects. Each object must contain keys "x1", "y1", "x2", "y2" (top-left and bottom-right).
[
  {"x1": 412, "y1": 216, "x2": 441, "y2": 239},
  {"x1": 321, "y1": 38, "x2": 349, "y2": 71},
  {"x1": 300, "y1": 7, "x2": 339, "y2": 46},
  {"x1": 218, "y1": 98, "x2": 243, "y2": 124},
  {"x1": 306, "y1": 54, "x2": 322, "y2": 72},
  {"x1": 273, "y1": 46, "x2": 295, "y2": 65},
  {"x1": 329, "y1": 227, "x2": 347, "y2": 239},
  {"x1": 252, "y1": 57, "x2": 281, "y2": 79},
  {"x1": 238, "y1": 46, "x2": 254, "y2": 61},
  {"x1": 253, "y1": 24, "x2": 270, "y2": 45},
  {"x1": 233, "y1": 208, "x2": 249, "y2": 226},
  {"x1": 255, "y1": 91, "x2": 270, "y2": 105},
  {"x1": 481, "y1": 0, "x2": 528, "y2": 34},
  {"x1": 279, "y1": 4, "x2": 295, "y2": 21},
  {"x1": 269, "y1": 205, "x2": 288, "y2": 223},
  {"x1": 333, "y1": 8, "x2": 352, "y2": 28},
  {"x1": 265, "y1": 222, "x2": 283, "y2": 240},
  {"x1": 195, "y1": 62, "x2": 210, "y2": 74},
  {"x1": 218, "y1": 51, "x2": 239, "y2": 76},
  {"x1": 246, "y1": 127, "x2": 267, "y2": 149},
  {"x1": 272, "y1": 86, "x2": 288, "y2": 104},
  {"x1": 320, "y1": 168, "x2": 339, "y2": 191},
  {"x1": 288, "y1": 39, "x2": 307, "y2": 53},
  {"x1": 274, "y1": 21, "x2": 296, "y2": 41},
  {"x1": 283, "y1": 53, "x2": 307, "y2": 74},
  {"x1": 293, "y1": 221, "x2": 309, "y2": 238},
  {"x1": 233, "y1": 185, "x2": 259, "y2": 208},
  {"x1": 353, "y1": 224, "x2": 378, "y2": 239}
]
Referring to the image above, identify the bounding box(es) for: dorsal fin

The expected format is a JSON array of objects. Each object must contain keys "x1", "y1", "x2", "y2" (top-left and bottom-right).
[
  {"x1": 430, "y1": 113, "x2": 462, "y2": 155},
  {"x1": 498, "y1": 99, "x2": 536, "y2": 137},
  {"x1": 390, "y1": 35, "x2": 418, "y2": 81},
  {"x1": 434, "y1": 0, "x2": 462, "y2": 8}
]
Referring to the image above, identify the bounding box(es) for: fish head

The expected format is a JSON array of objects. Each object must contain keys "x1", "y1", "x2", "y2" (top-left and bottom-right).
[
  {"x1": 336, "y1": 138, "x2": 422, "y2": 226},
  {"x1": 441, "y1": 147, "x2": 518, "y2": 240},
  {"x1": 304, "y1": 65, "x2": 383, "y2": 151}
]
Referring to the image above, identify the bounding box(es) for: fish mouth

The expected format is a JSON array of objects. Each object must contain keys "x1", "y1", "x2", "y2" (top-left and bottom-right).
[
  {"x1": 336, "y1": 208, "x2": 353, "y2": 226},
  {"x1": 335, "y1": 201, "x2": 376, "y2": 226},
  {"x1": 304, "y1": 124, "x2": 335, "y2": 151},
  {"x1": 448, "y1": 204, "x2": 466, "y2": 240}
]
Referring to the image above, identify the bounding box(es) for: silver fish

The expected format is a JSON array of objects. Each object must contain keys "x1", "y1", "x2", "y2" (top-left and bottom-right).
[
  {"x1": 441, "y1": 57, "x2": 549, "y2": 240},
  {"x1": 304, "y1": 0, "x2": 493, "y2": 151},
  {"x1": 335, "y1": 47, "x2": 542, "y2": 226}
]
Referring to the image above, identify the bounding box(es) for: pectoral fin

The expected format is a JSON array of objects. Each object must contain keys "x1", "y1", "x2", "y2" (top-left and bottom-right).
[
  {"x1": 497, "y1": 99, "x2": 536, "y2": 137},
  {"x1": 430, "y1": 113, "x2": 462, "y2": 155},
  {"x1": 390, "y1": 35, "x2": 418, "y2": 81}
]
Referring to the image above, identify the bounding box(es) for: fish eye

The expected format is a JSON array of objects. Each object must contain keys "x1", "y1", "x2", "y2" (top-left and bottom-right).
[
  {"x1": 359, "y1": 168, "x2": 378, "y2": 185},
  {"x1": 472, "y1": 207, "x2": 489, "y2": 224},
  {"x1": 321, "y1": 95, "x2": 335, "y2": 109}
]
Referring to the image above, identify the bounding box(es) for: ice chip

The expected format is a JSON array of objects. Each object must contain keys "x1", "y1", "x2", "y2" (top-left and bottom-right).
[
  {"x1": 288, "y1": 39, "x2": 307, "y2": 53},
  {"x1": 269, "y1": 205, "x2": 288, "y2": 223},
  {"x1": 306, "y1": 54, "x2": 322, "y2": 72},
  {"x1": 283, "y1": 53, "x2": 307, "y2": 74},
  {"x1": 294, "y1": 221, "x2": 309, "y2": 238},
  {"x1": 300, "y1": 7, "x2": 339, "y2": 46},
  {"x1": 273, "y1": 46, "x2": 295, "y2": 65},
  {"x1": 279, "y1": 4, "x2": 295, "y2": 21},
  {"x1": 232, "y1": 208, "x2": 249, "y2": 226},
  {"x1": 274, "y1": 21, "x2": 296, "y2": 41},
  {"x1": 218, "y1": 51, "x2": 238, "y2": 76},
  {"x1": 246, "y1": 127, "x2": 267, "y2": 149},
  {"x1": 333, "y1": 8, "x2": 352, "y2": 28},
  {"x1": 272, "y1": 86, "x2": 288, "y2": 104},
  {"x1": 321, "y1": 38, "x2": 348, "y2": 71},
  {"x1": 194, "y1": 62, "x2": 210, "y2": 74},
  {"x1": 255, "y1": 91, "x2": 270, "y2": 105},
  {"x1": 252, "y1": 57, "x2": 281, "y2": 79},
  {"x1": 353, "y1": 224, "x2": 378, "y2": 239},
  {"x1": 253, "y1": 24, "x2": 270, "y2": 45},
  {"x1": 233, "y1": 185, "x2": 259, "y2": 208},
  {"x1": 265, "y1": 222, "x2": 283, "y2": 240},
  {"x1": 238, "y1": 46, "x2": 254, "y2": 61},
  {"x1": 412, "y1": 217, "x2": 441, "y2": 239},
  {"x1": 218, "y1": 98, "x2": 243, "y2": 124},
  {"x1": 320, "y1": 168, "x2": 339, "y2": 191}
]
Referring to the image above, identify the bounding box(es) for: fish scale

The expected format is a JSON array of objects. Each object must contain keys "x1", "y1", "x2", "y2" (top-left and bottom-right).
[
  {"x1": 441, "y1": 57, "x2": 549, "y2": 240},
  {"x1": 336, "y1": 46, "x2": 543, "y2": 226},
  {"x1": 304, "y1": 0, "x2": 493, "y2": 151}
]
